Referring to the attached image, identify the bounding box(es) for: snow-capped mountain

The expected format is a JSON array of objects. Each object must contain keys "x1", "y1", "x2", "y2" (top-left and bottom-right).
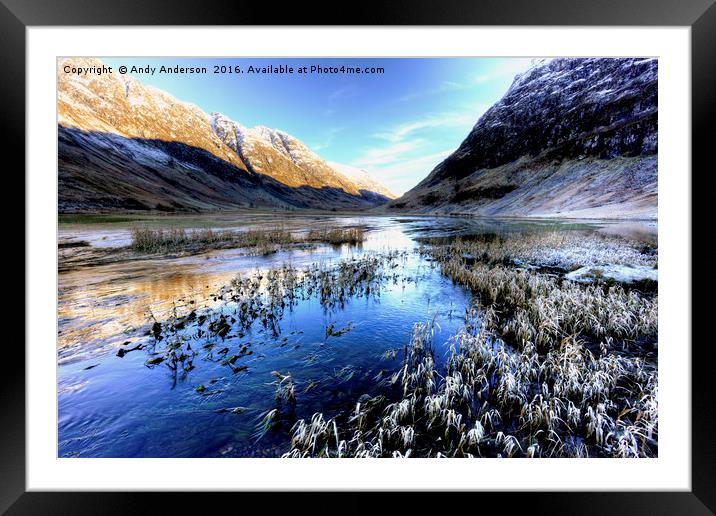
[
  {"x1": 57, "y1": 58, "x2": 393, "y2": 212},
  {"x1": 210, "y1": 114, "x2": 361, "y2": 195},
  {"x1": 327, "y1": 162, "x2": 397, "y2": 200},
  {"x1": 388, "y1": 58, "x2": 658, "y2": 219}
]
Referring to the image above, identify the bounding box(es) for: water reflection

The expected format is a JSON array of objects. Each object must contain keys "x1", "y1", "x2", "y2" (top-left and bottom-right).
[{"x1": 57, "y1": 215, "x2": 656, "y2": 457}]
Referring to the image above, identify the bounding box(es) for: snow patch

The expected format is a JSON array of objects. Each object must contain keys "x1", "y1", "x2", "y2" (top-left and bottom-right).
[{"x1": 565, "y1": 264, "x2": 657, "y2": 284}]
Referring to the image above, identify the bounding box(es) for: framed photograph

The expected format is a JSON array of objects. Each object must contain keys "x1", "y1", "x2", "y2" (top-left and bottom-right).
[{"x1": 7, "y1": 0, "x2": 714, "y2": 512}]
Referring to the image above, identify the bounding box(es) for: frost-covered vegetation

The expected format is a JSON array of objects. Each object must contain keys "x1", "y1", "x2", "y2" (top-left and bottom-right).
[
  {"x1": 283, "y1": 309, "x2": 657, "y2": 458},
  {"x1": 124, "y1": 229, "x2": 658, "y2": 458},
  {"x1": 432, "y1": 258, "x2": 657, "y2": 350},
  {"x1": 280, "y1": 232, "x2": 658, "y2": 458},
  {"x1": 423, "y1": 231, "x2": 657, "y2": 270}
]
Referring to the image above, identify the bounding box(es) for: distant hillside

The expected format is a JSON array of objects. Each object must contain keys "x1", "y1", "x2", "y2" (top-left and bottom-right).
[
  {"x1": 57, "y1": 58, "x2": 393, "y2": 212},
  {"x1": 327, "y1": 162, "x2": 397, "y2": 201},
  {"x1": 387, "y1": 58, "x2": 657, "y2": 219}
]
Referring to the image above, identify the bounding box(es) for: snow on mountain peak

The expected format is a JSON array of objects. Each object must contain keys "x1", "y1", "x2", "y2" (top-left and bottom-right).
[
  {"x1": 58, "y1": 57, "x2": 399, "y2": 208},
  {"x1": 328, "y1": 162, "x2": 397, "y2": 199}
]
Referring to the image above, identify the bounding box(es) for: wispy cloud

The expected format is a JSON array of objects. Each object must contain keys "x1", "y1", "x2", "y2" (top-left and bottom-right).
[
  {"x1": 329, "y1": 85, "x2": 358, "y2": 101},
  {"x1": 352, "y1": 140, "x2": 423, "y2": 168},
  {"x1": 473, "y1": 58, "x2": 535, "y2": 84},
  {"x1": 397, "y1": 80, "x2": 466, "y2": 103},
  {"x1": 350, "y1": 107, "x2": 484, "y2": 192},
  {"x1": 395, "y1": 59, "x2": 534, "y2": 104},
  {"x1": 372, "y1": 112, "x2": 476, "y2": 143},
  {"x1": 355, "y1": 149, "x2": 455, "y2": 196},
  {"x1": 311, "y1": 126, "x2": 343, "y2": 151}
]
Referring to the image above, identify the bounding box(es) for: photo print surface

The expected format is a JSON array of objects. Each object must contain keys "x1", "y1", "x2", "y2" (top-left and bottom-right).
[{"x1": 57, "y1": 57, "x2": 658, "y2": 458}]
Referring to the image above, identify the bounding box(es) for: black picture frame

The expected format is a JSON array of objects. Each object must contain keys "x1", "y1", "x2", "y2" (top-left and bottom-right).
[{"x1": 4, "y1": 0, "x2": 714, "y2": 513}]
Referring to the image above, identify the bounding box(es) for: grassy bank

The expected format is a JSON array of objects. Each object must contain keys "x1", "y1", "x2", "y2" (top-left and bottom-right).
[{"x1": 130, "y1": 226, "x2": 367, "y2": 255}]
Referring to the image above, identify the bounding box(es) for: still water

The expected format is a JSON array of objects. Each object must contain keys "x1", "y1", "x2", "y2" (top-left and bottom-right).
[{"x1": 57, "y1": 215, "x2": 654, "y2": 457}]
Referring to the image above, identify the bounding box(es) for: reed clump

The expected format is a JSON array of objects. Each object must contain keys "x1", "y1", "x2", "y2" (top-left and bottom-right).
[
  {"x1": 435, "y1": 257, "x2": 657, "y2": 351},
  {"x1": 138, "y1": 252, "x2": 412, "y2": 373},
  {"x1": 130, "y1": 225, "x2": 367, "y2": 254},
  {"x1": 283, "y1": 307, "x2": 657, "y2": 458},
  {"x1": 130, "y1": 227, "x2": 295, "y2": 254},
  {"x1": 306, "y1": 227, "x2": 366, "y2": 245}
]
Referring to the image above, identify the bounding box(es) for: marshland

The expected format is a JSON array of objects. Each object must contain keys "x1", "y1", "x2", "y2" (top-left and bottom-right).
[{"x1": 58, "y1": 214, "x2": 657, "y2": 458}]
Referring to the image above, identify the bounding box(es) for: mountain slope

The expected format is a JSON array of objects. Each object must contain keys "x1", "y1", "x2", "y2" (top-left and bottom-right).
[
  {"x1": 57, "y1": 58, "x2": 393, "y2": 212},
  {"x1": 209, "y1": 115, "x2": 391, "y2": 204},
  {"x1": 388, "y1": 58, "x2": 658, "y2": 219},
  {"x1": 327, "y1": 162, "x2": 397, "y2": 201}
]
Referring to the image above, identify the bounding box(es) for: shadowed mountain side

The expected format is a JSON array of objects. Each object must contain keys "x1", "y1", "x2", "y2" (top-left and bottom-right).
[
  {"x1": 57, "y1": 58, "x2": 395, "y2": 208},
  {"x1": 386, "y1": 58, "x2": 658, "y2": 219},
  {"x1": 58, "y1": 127, "x2": 390, "y2": 213}
]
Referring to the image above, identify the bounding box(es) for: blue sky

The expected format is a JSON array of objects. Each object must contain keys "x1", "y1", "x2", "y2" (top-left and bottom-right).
[{"x1": 103, "y1": 57, "x2": 534, "y2": 195}]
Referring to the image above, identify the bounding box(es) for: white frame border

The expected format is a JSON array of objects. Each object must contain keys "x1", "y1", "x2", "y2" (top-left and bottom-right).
[{"x1": 27, "y1": 26, "x2": 690, "y2": 491}]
